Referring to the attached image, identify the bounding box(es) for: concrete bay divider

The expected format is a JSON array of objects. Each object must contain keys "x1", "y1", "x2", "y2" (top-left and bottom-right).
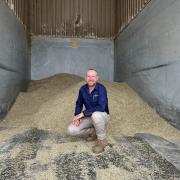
[
  {"x1": 114, "y1": 0, "x2": 180, "y2": 129},
  {"x1": 0, "y1": 0, "x2": 29, "y2": 119}
]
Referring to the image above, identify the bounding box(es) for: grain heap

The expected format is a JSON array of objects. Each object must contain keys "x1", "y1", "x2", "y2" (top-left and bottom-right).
[{"x1": 2, "y1": 73, "x2": 180, "y2": 140}]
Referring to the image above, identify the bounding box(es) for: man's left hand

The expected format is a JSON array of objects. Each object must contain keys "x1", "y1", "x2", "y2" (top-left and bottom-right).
[{"x1": 72, "y1": 112, "x2": 84, "y2": 126}]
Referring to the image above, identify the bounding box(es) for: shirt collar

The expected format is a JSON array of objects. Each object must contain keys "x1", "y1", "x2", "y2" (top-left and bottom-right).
[{"x1": 86, "y1": 82, "x2": 99, "y2": 91}]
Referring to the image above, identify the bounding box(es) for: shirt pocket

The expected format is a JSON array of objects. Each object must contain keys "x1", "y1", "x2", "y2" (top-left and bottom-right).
[{"x1": 93, "y1": 94, "x2": 99, "y2": 102}]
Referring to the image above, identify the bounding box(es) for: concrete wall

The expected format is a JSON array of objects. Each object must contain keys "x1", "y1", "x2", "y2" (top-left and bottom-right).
[
  {"x1": 31, "y1": 37, "x2": 114, "y2": 81},
  {"x1": 114, "y1": 0, "x2": 180, "y2": 129},
  {"x1": 0, "y1": 0, "x2": 29, "y2": 119}
]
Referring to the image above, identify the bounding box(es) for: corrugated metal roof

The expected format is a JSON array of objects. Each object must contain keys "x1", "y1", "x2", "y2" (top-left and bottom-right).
[
  {"x1": 116, "y1": 0, "x2": 151, "y2": 37},
  {"x1": 4, "y1": 0, "x2": 151, "y2": 39}
]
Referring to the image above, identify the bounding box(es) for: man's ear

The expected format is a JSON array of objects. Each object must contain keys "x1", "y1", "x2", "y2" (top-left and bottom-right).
[{"x1": 97, "y1": 76, "x2": 99, "y2": 81}]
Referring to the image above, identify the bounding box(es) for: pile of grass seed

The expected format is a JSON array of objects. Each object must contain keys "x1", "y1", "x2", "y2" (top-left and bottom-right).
[{"x1": 2, "y1": 73, "x2": 180, "y2": 140}]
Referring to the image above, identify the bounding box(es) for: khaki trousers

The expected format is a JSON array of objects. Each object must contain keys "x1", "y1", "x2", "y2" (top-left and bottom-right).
[{"x1": 67, "y1": 112, "x2": 110, "y2": 140}]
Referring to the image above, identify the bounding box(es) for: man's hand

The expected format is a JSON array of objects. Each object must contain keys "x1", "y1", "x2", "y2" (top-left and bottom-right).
[
  {"x1": 73, "y1": 112, "x2": 84, "y2": 126},
  {"x1": 73, "y1": 118, "x2": 82, "y2": 126}
]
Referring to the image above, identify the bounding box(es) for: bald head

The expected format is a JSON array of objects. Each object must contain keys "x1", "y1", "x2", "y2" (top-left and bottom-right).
[{"x1": 86, "y1": 69, "x2": 98, "y2": 76}]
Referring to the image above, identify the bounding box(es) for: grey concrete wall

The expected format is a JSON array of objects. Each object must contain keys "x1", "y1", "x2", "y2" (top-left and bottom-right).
[
  {"x1": 31, "y1": 37, "x2": 114, "y2": 81},
  {"x1": 114, "y1": 0, "x2": 180, "y2": 129},
  {"x1": 0, "y1": 0, "x2": 29, "y2": 119}
]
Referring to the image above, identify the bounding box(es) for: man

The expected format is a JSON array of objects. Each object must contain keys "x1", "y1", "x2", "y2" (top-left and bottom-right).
[{"x1": 67, "y1": 69, "x2": 110, "y2": 153}]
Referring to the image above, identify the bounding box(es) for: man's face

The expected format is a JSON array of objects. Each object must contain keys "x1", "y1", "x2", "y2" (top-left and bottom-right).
[{"x1": 86, "y1": 70, "x2": 99, "y2": 87}]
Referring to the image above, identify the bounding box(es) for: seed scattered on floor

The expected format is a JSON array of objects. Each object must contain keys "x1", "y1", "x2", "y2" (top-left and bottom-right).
[
  {"x1": 2, "y1": 73, "x2": 180, "y2": 140},
  {"x1": 0, "y1": 73, "x2": 180, "y2": 179}
]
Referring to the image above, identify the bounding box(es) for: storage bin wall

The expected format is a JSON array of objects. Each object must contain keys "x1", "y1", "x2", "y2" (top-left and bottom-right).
[
  {"x1": 0, "y1": 0, "x2": 29, "y2": 119},
  {"x1": 115, "y1": 0, "x2": 180, "y2": 128}
]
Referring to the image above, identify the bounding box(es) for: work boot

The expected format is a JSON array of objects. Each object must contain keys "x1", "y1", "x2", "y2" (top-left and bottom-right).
[
  {"x1": 92, "y1": 139, "x2": 108, "y2": 154},
  {"x1": 86, "y1": 127, "x2": 97, "y2": 142}
]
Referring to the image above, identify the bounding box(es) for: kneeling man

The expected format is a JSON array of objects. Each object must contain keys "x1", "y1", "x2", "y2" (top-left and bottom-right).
[{"x1": 67, "y1": 69, "x2": 110, "y2": 153}]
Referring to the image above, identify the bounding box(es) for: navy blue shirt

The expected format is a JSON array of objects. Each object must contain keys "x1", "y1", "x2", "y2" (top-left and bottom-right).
[{"x1": 74, "y1": 82, "x2": 109, "y2": 117}]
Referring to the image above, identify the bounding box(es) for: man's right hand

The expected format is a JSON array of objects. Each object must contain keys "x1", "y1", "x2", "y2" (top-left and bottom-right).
[
  {"x1": 72, "y1": 116, "x2": 82, "y2": 126},
  {"x1": 73, "y1": 119, "x2": 82, "y2": 126}
]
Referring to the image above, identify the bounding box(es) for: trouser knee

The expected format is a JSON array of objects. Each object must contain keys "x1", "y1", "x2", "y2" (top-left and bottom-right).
[
  {"x1": 67, "y1": 124, "x2": 80, "y2": 136},
  {"x1": 91, "y1": 112, "x2": 104, "y2": 123},
  {"x1": 91, "y1": 112, "x2": 109, "y2": 140}
]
